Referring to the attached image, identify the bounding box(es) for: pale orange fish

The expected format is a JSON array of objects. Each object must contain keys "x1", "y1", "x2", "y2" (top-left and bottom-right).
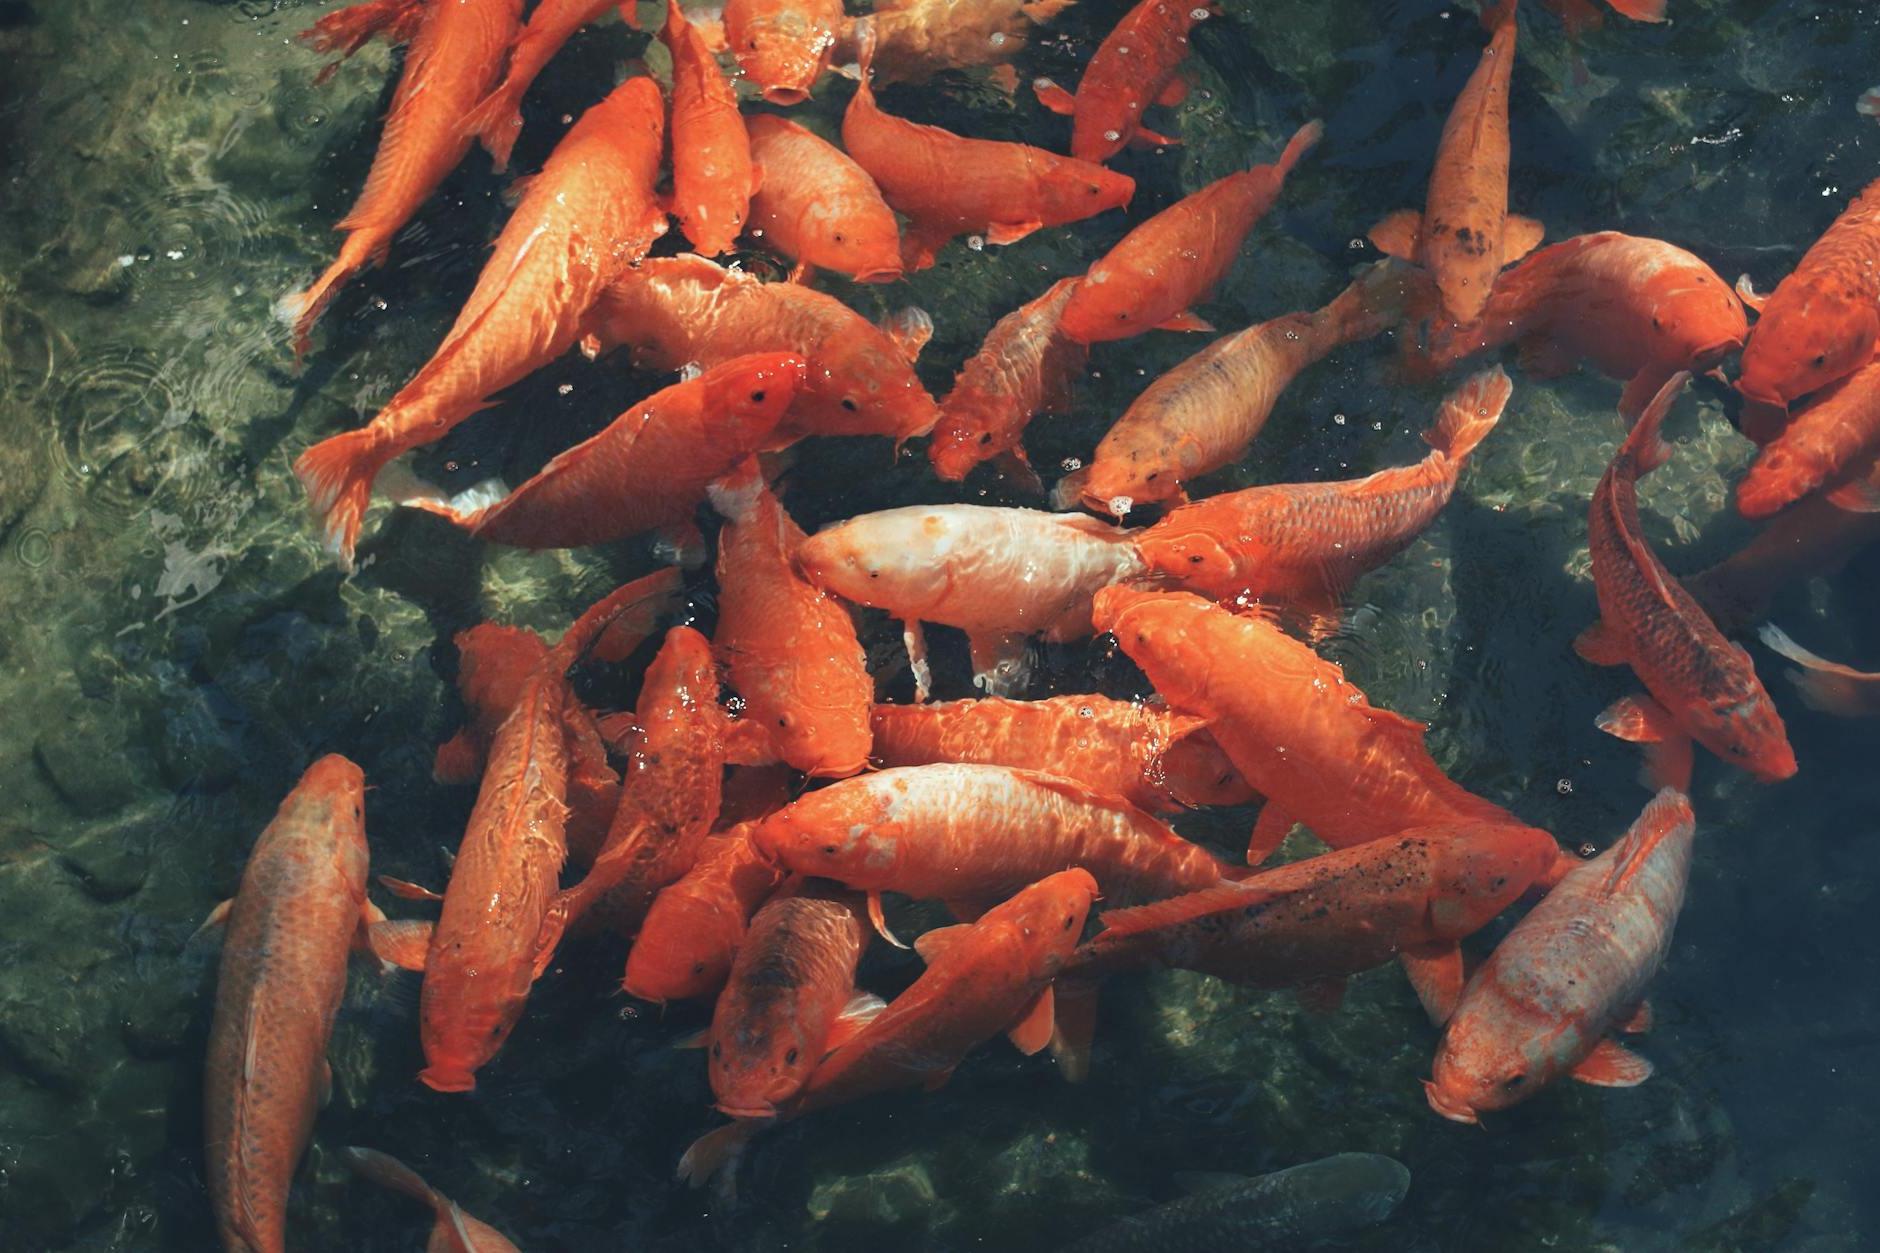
[
  {"x1": 843, "y1": 0, "x2": 1074, "y2": 89},
  {"x1": 663, "y1": 0, "x2": 761, "y2": 256},
  {"x1": 726, "y1": 0, "x2": 844, "y2": 104},
  {"x1": 342, "y1": 1147, "x2": 519, "y2": 1253},
  {"x1": 1758, "y1": 624, "x2": 1880, "y2": 719},
  {"x1": 1032, "y1": 0, "x2": 1213, "y2": 161},
  {"x1": 624, "y1": 820, "x2": 786, "y2": 1003},
  {"x1": 463, "y1": 0, "x2": 632, "y2": 171},
  {"x1": 744, "y1": 113, "x2": 904, "y2": 284},
  {"x1": 1684, "y1": 492, "x2": 1880, "y2": 637}
]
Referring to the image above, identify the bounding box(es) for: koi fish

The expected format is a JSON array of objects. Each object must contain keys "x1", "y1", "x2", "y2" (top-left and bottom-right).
[
  {"x1": 843, "y1": 24, "x2": 1135, "y2": 270},
  {"x1": 795, "y1": 504, "x2": 1148, "y2": 697},
  {"x1": 1684, "y1": 492, "x2": 1880, "y2": 636},
  {"x1": 847, "y1": 0, "x2": 1075, "y2": 90},
  {"x1": 342, "y1": 1147, "x2": 519, "y2": 1253},
  {"x1": 1032, "y1": 0, "x2": 1214, "y2": 162},
  {"x1": 664, "y1": 0, "x2": 762, "y2": 257},
  {"x1": 1369, "y1": 9, "x2": 1542, "y2": 325},
  {"x1": 1758, "y1": 624, "x2": 1880, "y2": 718},
  {"x1": 711, "y1": 462, "x2": 875, "y2": 777},
  {"x1": 1058, "y1": 119, "x2": 1322, "y2": 344},
  {"x1": 1402, "y1": 232, "x2": 1747, "y2": 423},
  {"x1": 281, "y1": 0, "x2": 522, "y2": 359},
  {"x1": 726, "y1": 0, "x2": 844, "y2": 104},
  {"x1": 868, "y1": 693, "x2": 1256, "y2": 813},
  {"x1": 1426, "y1": 789, "x2": 1695, "y2": 1123},
  {"x1": 678, "y1": 869, "x2": 1099, "y2": 1186},
  {"x1": 1575, "y1": 373, "x2": 1796, "y2": 787},
  {"x1": 1736, "y1": 353, "x2": 1880, "y2": 518},
  {"x1": 751, "y1": 764, "x2": 1238, "y2": 936},
  {"x1": 929, "y1": 277, "x2": 1086, "y2": 485},
  {"x1": 462, "y1": 0, "x2": 630, "y2": 171},
  {"x1": 707, "y1": 883, "x2": 877, "y2": 1117},
  {"x1": 299, "y1": 0, "x2": 428, "y2": 67},
  {"x1": 1093, "y1": 586, "x2": 1519, "y2": 864},
  {"x1": 294, "y1": 76, "x2": 669, "y2": 565},
  {"x1": 400, "y1": 353, "x2": 805, "y2": 549},
  {"x1": 203, "y1": 755, "x2": 373, "y2": 1253},
  {"x1": 744, "y1": 114, "x2": 904, "y2": 284},
  {"x1": 1736, "y1": 176, "x2": 1880, "y2": 414},
  {"x1": 585, "y1": 254, "x2": 940, "y2": 442},
  {"x1": 1068, "y1": 261, "x2": 1408, "y2": 516},
  {"x1": 624, "y1": 821, "x2": 786, "y2": 1003},
  {"x1": 1135, "y1": 367, "x2": 1508, "y2": 630},
  {"x1": 1531, "y1": 0, "x2": 1669, "y2": 36}
]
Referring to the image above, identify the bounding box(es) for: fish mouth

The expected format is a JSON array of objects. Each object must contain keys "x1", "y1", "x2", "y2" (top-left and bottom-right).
[
  {"x1": 1733, "y1": 377, "x2": 1786, "y2": 409},
  {"x1": 418, "y1": 1066, "x2": 477, "y2": 1094},
  {"x1": 855, "y1": 266, "x2": 904, "y2": 284},
  {"x1": 1689, "y1": 337, "x2": 1743, "y2": 368},
  {"x1": 763, "y1": 86, "x2": 810, "y2": 106},
  {"x1": 1421, "y1": 1079, "x2": 1479, "y2": 1124},
  {"x1": 715, "y1": 1101, "x2": 779, "y2": 1120}
]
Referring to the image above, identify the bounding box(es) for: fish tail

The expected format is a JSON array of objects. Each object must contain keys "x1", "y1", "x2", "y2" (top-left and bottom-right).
[
  {"x1": 1479, "y1": 0, "x2": 1517, "y2": 31},
  {"x1": 1424, "y1": 366, "x2": 1511, "y2": 463},
  {"x1": 342, "y1": 1147, "x2": 442, "y2": 1211},
  {"x1": 299, "y1": 0, "x2": 424, "y2": 57},
  {"x1": 275, "y1": 233, "x2": 387, "y2": 361},
  {"x1": 462, "y1": 85, "x2": 525, "y2": 173},
  {"x1": 1758, "y1": 623, "x2": 1878, "y2": 717},
  {"x1": 677, "y1": 1122, "x2": 757, "y2": 1191},
  {"x1": 1618, "y1": 371, "x2": 1689, "y2": 478},
  {"x1": 705, "y1": 457, "x2": 770, "y2": 524},
  {"x1": 294, "y1": 425, "x2": 398, "y2": 568},
  {"x1": 1050, "y1": 977, "x2": 1101, "y2": 1083},
  {"x1": 1270, "y1": 118, "x2": 1325, "y2": 181},
  {"x1": 550, "y1": 569, "x2": 687, "y2": 672},
  {"x1": 1605, "y1": 0, "x2": 1667, "y2": 21}
]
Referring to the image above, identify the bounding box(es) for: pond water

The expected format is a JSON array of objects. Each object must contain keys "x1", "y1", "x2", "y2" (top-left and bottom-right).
[{"x1": 0, "y1": 0, "x2": 1876, "y2": 1248}]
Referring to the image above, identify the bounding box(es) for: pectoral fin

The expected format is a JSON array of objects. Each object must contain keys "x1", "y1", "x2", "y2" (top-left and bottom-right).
[
  {"x1": 985, "y1": 219, "x2": 1045, "y2": 247},
  {"x1": 913, "y1": 923, "x2": 971, "y2": 964},
  {"x1": 1006, "y1": 985, "x2": 1056, "y2": 1055},
  {"x1": 1569, "y1": 1036, "x2": 1653, "y2": 1087},
  {"x1": 1399, "y1": 943, "x2": 1468, "y2": 1026},
  {"x1": 868, "y1": 890, "x2": 911, "y2": 949},
  {"x1": 822, "y1": 992, "x2": 888, "y2": 1051},
  {"x1": 1033, "y1": 77, "x2": 1076, "y2": 115},
  {"x1": 378, "y1": 875, "x2": 444, "y2": 902},
  {"x1": 1368, "y1": 209, "x2": 1423, "y2": 262},
  {"x1": 1154, "y1": 310, "x2": 1215, "y2": 333},
  {"x1": 1500, "y1": 215, "x2": 1546, "y2": 265},
  {"x1": 1619, "y1": 999, "x2": 1653, "y2": 1034},
  {"x1": 1246, "y1": 803, "x2": 1295, "y2": 865},
  {"x1": 367, "y1": 919, "x2": 434, "y2": 972},
  {"x1": 191, "y1": 899, "x2": 233, "y2": 943},
  {"x1": 1572, "y1": 619, "x2": 1629, "y2": 666}
]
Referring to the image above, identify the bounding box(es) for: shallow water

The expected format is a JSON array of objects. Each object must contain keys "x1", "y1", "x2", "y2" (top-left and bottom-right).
[{"x1": 1, "y1": 0, "x2": 1878, "y2": 1248}]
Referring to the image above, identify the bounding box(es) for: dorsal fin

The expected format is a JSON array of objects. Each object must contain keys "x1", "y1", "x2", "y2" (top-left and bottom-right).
[{"x1": 1600, "y1": 788, "x2": 1694, "y2": 898}]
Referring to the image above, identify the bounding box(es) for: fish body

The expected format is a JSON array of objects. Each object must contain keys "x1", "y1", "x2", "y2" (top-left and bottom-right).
[
  {"x1": 1736, "y1": 353, "x2": 1880, "y2": 518},
  {"x1": 1685, "y1": 492, "x2": 1880, "y2": 636},
  {"x1": 1367, "y1": 12, "x2": 1540, "y2": 324},
  {"x1": 1136, "y1": 368, "x2": 1507, "y2": 617},
  {"x1": 744, "y1": 114, "x2": 904, "y2": 283},
  {"x1": 726, "y1": 0, "x2": 845, "y2": 104},
  {"x1": 1076, "y1": 263, "x2": 1405, "y2": 515},
  {"x1": 282, "y1": 0, "x2": 522, "y2": 357},
  {"x1": 407, "y1": 353, "x2": 805, "y2": 549},
  {"x1": 587, "y1": 254, "x2": 940, "y2": 441},
  {"x1": 844, "y1": 45, "x2": 1135, "y2": 270},
  {"x1": 1579, "y1": 375, "x2": 1796, "y2": 782},
  {"x1": 752, "y1": 763, "x2": 1237, "y2": 907},
  {"x1": 624, "y1": 822, "x2": 786, "y2": 1002},
  {"x1": 1737, "y1": 176, "x2": 1880, "y2": 412},
  {"x1": 1093, "y1": 586, "x2": 1517, "y2": 861},
  {"x1": 712, "y1": 465, "x2": 875, "y2": 777},
  {"x1": 432, "y1": 625, "x2": 551, "y2": 786},
  {"x1": 1758, "y1": 624, "x2": 1880, "y2": 718},
  {"x1": 294, "y1": 76, "x2": 670, "y2": 564},
  {"x1": 665, "y1": 0, "x2": 761, "y2": 256},
  {"x1": 1426, "y1": 790, "x2": 1695, "y2": 1123},
  {"x1": 869, "y1": 693, "x2": 1255, "y2": 812},
  {"x1": 1036, "y1": 0, "x2": 1211, "y2": 162},
  {"x1": 342, "y1": 1147, "x2": 519, "y2": 1253},
  {"x1": 930, "y1": 277, "x2": 1086, "y2": 482},
  {"x1": 852, "y1": 0, "x2": 1071, "y2": 87},
  {"x1": 709, "y1": 884, "x2": 871, "y2": 1117},
  {"x1": 205, "y1": 755, "x2": 370, "y2": 1253},
  {"x1": 1403, "y1": 232, "x2": 1746, "y2": 423},
  {"x1": 1059, "y1": 120, "x2": 1321, "y2": 344},
  {"x1": 463, "y1": 0, "x2": 626, "y2": 170}
]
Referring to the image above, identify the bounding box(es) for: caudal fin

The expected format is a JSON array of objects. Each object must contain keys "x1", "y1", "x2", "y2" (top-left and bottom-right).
[
  {"x1": 677, "y1": 1122, "x2": 757, "y2": 1192},
  {"x1": 294, "y1": 427, "x2": 398, "y2": 568},
  {"x1": 1605, "y1": 0, "x2": 1668, "y2": 22},
  {"x1": 462, "y1": 86, "x2": 526, "y2": 173},
  {"x1": 1618, "y1": 371, "x2": 1689, "y2": 479},
  {"x1": 342, "y1": 1146, "x2": 441, "y2": 1210},
  {"x1": 276, "y1": 261, "x2": 356, "y2": 362},
  {"x1": 1270, "y1": 118, "x2": 1325, "y2": 181},
  {"x1": 1758, "y1": 623, "x2": 1880, "y2": 717},
  {"x1": 300, "y1": 0, "x2": 425, "y2": 56},
  {"x1": 1424, "y1": 366, "x2": 1512, "y2": 462}
]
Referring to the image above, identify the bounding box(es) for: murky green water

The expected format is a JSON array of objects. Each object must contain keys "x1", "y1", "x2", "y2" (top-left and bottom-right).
[{"x1": 1, "y1": 0, "x2": 1877, "y2": 1247}]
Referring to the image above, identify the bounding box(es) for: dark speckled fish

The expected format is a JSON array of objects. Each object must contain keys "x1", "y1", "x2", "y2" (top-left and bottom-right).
[{"x1": 1055, "y1": 1153, "x2": 1410, "y2": 1253}]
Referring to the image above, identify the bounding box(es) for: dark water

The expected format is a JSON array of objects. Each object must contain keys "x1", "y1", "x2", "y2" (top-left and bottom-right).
[{"x1": 1, "y1": 0, "x2": 1877, "y2": 1248}]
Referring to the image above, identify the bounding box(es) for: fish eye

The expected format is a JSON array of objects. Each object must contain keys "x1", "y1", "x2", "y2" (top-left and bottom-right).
[
  {"x1": 1116, "y1": 311, "x2": 1129, "y2": 321},
  {"x1": 1814, "y1": 353, "x2": 1828, "y2": 367},
  {"x1": 978, "y1": 432, "x2": 992, "y2": 445},
  {"x1": 778, "y1": 716, "x2": 790, "y2": 728},
  {"x1": 1651, "y1": 316, "x2": 1662, "y2": 331},
  {"x1": 821, "y1": 843, "x2": 838, "y2": 855},
  {"x1": 1187, "y1": 554, "x2": 1203, "y2": 564},
  {"x1": 833, "y1": 231, "x2": 845, "y2": 243},
  {"x1": 1145, "y1": 471, "x2": 1158, "y2": 481},
  {"x1": 1501, "y1": 1073, "x2": 1526, "y2": 1091},
  {"x1": 785, "y1": 1047, "x2": 799, "y2": 1064},
  {"x1": 692, "y1": 961, "x2": 707, "y2": 974},
  {"x1": 712, "y1": 1042, "x2": 722, "y2": 1058},
  {"x1": 841, "y1": 397, "x2": 859, "y2": 412},
  {"x1": 1087, "y1": 184, "x2": 1100, "y2": 195},
  {"x1": 1062, "y1": 913, "x2": 1075, "y2": 930}
]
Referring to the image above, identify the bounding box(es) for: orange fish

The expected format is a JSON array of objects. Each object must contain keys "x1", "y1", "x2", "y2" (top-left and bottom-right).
[
  {"x1": 868, "y1": 693, "x2": 1255, "y2": 813},
  {"x1": 202, "y1": 755, "x2": 373, "y2": 1253},
  {"x1": 849, "y1": 0, "x2": 1074, "y2": 89},
  {"x1": 797, "y1": 503, "x2": 1147, "y2": 697},
  {"x1": 1032, "y1": 0, "x2": 1213, "y2": 162},
  {"x1": 1368, "y1": 10, "x2": 1542, "y2": 325},
  {"x1": 707, "y1": 883, "x2": 878, "y2": 1117},
  {"x1": 282, "y1": 0, "x2": 522, "y2": 359},
  {"x1": 342, "y1": 1147, "x2": 519, "y2": 1253},
  {"x1": 711, "y1": 463, "x2": 875, "y2": 777},
  {"x1": 1426, "y1": 789, "x2": 1694, "y2": 1124},
  {"x1": 1736, "y1": 352, "x2": 1880, "y2": 518},
  {"x1": 751, "y1": 764, "x2": 1238, "y2": 937},
  {"x1": 1093, "y1": 586, "x2": 1519, "y2": 864},
  {"x1": 1403, "y1": 232, "x2": 1747, "y2": 423},
  {"x1": 585, "y1": 254, "x2": 940, "y2": 442},
  {"x1": 1068, "y1": 261, "x2": 1407, "y2": 516},
  {"x1": 1758, "y1": 624, "x2": 1880, "y2": 718},
  {"x1": 679, "y1": 869, "x2": 1098, "y2": 1185},
  {"x1": 726, "y1": 0, "x2": 844, "y2": 104},
  {"x1": 1059, "y1": 120, "x2": 1321, "y2": 344},
  {"x1": 401, "y1": 353, "x2": 805, "y2": 549},
  {"x1": 1135, "y1": 368, "x2": 1507, "y2": 629},
  {"x1": 1685, "y1": 492, "x2": 1880, "y2": 637},
  {"x1": 664, "y1": 0, "x2": 762, "y2": 256},
  {"x1": 299, "y1": 0, "x2": 428, "y2": 68},
  {"x1": 555, "y1": 626, "x2": 728, "y2": 935},
  {"x1": 1527, "y1": 0, "x2": 1668, "y2": 38},
  {"x1": 1575, "y1": 374, "x2": 1796, "y2": 787},
  {"x1": 929, "y1": 276, "x2": 1086, "y2": 486},
  {"x1": 843, "y1": 27, "x2": 1136, "y2": 270},
  {"x1": 624, "y1": 821, "x2": 787, "y2": 1003},
  {"x1": 1736, "y1": 176, "x2": 1880, "y2": 414},
  {"x1": 744, "y1": 114, "x2": 904, "y2": 284},
  {"x1": 294, "y1": 76, "x2": 669, "y2": 565},
  {"x1": 462, "y1": 0, "x2": 630, "y2": 171}
]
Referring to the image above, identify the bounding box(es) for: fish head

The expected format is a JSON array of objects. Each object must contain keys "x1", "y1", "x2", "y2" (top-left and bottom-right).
[
  {"x1": 710, "y1": 1003, "x2": 820, "y2": 1117},
  {"x1": 1135, "y1": 519, "x2": 1244, "y2": 596},
  {"x1": 797, "y1": 508, "x2": 957, "y2": 617},
  {"x1": 1646, "y1": 270, "x2": 1749, "y2": 370},
  {"x1": 988, "y1": 868, "x2": 1100, "y2": 964},
  {"x1": 750, "y1": 799, "x2": 898, "y2": 883},
  {"x1": 799, "y1": 198, "x2": 905, "y2": 284},
  {"x1": 1079, "y1": 444, "x2": 1186, "y2": 517},
  {"x1": 1737, "y1": 278, "x2": 1880, "y2": 408},
  {"x1": 775, "y1": 699, "x2": 874, "y2": 782},
  {"x1": 1426, "y1": 1010, "x2": 1553, "y2": 1123},
  {"x1": 1160, "y1": 728, "x2": 1258, "y2": 807},
  {"x1": 799, "y1": 341, "x2": 941, "y2": 440},
  {"x1": 1038, "y1": 162, "x2": 1136, "y2": 231},
  {"x1": 1701, "y1": 692, "x2": 1798, "y2": 782},
  {"x1": 731, "y1": 11, "x2": 831, "y2": 105},
  {"x1": 419, "y1": 982, "x2": 530, "y2": 1094},
  {"x1": 702, "y1": 352, "x2": 808, "y2": 447},
  {"x1": 928, "y1": 388, "x2": 1009, "y2": 482},
  {"x1": 453, "y1": 624, "x2": 549, "y2": 724},
  {"x1": 1426, "y1": 822, "x2": 1564, "y2": 937},
  {"x1": 1055, "y1": 261, "x2": 1137, "y2": 345},
  {"x1": 284, "y1": 754, "x2": 370, "y2": 873},
  {"x1": 624, "y1": 911, "x2": 739, "y2": 1004}
]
